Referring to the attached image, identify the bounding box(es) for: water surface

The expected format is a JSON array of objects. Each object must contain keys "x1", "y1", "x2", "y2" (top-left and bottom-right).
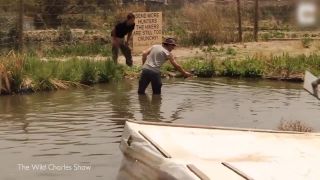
[{"x1": 1, "y1": 78, "x2": 319, "y2": 180}]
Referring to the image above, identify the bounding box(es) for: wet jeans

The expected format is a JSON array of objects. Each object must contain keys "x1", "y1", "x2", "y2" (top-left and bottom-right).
[{"x1": 138, "y1": 69, "x2": 162, "y2": 95}]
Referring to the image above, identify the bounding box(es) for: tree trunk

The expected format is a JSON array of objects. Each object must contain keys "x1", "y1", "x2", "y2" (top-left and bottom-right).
[
  {"x1": 254, "y1": 0, "x2": 259, "y2": 42},
  {"x1": 236, "y1": 0, "x2": 242, "y2": 42},
  {"x1": 18, "y1": 0, "x2": 24, "y2": 52}
]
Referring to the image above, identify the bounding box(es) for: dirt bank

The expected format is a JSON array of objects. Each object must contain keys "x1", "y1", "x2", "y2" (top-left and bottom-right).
[{"x1": 116, "y1": 40, "x2": 320, "y2": 65}]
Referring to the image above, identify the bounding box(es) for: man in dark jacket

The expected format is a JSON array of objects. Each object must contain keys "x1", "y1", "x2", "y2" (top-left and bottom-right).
[{"x1": 111, "y1": 13, "x2": 135, "y2": 66}]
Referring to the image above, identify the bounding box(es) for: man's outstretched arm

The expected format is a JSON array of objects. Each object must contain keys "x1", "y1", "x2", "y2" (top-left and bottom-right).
[{"x1": 168, "y1": 55, "x2": 192, "y2": 78}]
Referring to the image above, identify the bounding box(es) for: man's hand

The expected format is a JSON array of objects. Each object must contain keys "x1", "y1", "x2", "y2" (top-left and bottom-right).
[
  {"x1": 125, "y1": 41, "x2": 131, "y2": 50},
  {"x1": 112, "y1": 37, "x2": 120, "y2": 48},
  {"x1": 183, "y1": 72, "x2": 193, "y2": 78},
  {"x1": 127, "y1": 32, "x2": 132, "y2": 47}
]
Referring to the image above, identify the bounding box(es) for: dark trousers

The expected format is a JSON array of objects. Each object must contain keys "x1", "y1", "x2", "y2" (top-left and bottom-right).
[
  {"x1": 112, "y1": 42, "x2": 133, "y2": 66},
  {"x1": 138, "y1": 69, "x2": 162, "y2": 95}
]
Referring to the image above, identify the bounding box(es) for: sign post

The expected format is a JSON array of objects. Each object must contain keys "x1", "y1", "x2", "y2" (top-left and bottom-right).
[{"x1": 133, "y1": 12, "x2": 162, "y2": 54}]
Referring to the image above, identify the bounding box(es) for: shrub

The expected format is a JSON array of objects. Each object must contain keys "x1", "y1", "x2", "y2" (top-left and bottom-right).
[
  {"x1": 272, "y1": 31, "x2": 285, "y2": 38},
  {"x1": 226, "y1": 47, "x2": 237, "y2": 56},
  {"x1": 301, "y1": 37, "x2": 313, "y2": 48},
  {"x1": 222, "y1": 59, "x2": 242, "y2": 77},
  {"x1": 221, "y1": 57, "x2": 263, "y2": 78},
  {"x1": 278, "y1": 120, "x2": 312, "y2": 132},
  {"x1": 58, "y1": 26, "x2": 73, "y2": 42},
  {"x1": 261, "y1": 33, "x2": 271, "y2": 41},
  {"x1": 80, "y1": 60, "x2": 98, "y2": 85},
  {"x1": 179, "y1": 58, "x2": 215, "y2": 77},
  {"x1": 97, "y1": 60, "x2": 124, "y2": 83},
  {"x1": 240, "y1": 57, "x2": 264, "y2": 77},
  {"x1": 193, "y1": 60, "x2": 215, "y2": 77}
]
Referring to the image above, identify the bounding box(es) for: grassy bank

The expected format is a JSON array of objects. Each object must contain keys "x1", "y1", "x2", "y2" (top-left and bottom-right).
[
  {"x1": 0, "y1": 53, "x2": 124, "y2": 95},
  {"x1": 1, "y1": 51, "x2": 320, "y2": 95},
  {"x1": 127, "y1": 53, "x2": 320, "y2": 81},
  {"x1": 162, "y1": 53, "x2": 320, "y2": 80}
]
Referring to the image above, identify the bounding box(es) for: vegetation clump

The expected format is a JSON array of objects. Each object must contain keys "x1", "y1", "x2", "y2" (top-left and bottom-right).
[{"x1": 0, "y1": 53, "x2": 123, "y2": 95}]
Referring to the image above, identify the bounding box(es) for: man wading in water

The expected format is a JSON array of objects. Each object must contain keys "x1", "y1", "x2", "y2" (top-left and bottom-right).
[
  {"x1": 111, "y1": 13, "x2": 135, "y2": 66},
  {"x1": 138, "y1": 38, "x2": 192, "y2": 95}
]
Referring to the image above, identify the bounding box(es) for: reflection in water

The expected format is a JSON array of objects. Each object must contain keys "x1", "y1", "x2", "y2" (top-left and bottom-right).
[
  {"x1": 107, "y1": 81, "x2": 134, "y2": 124},
  {"x1": 138, "y1": 95, "x2": 163, "y2": 122},
  {"x1": 170, "y1": 98, "x2": 194, "y2": 122},
  {"x1": 0, "y1": 95, "x2": 31, "y2": 133},
  {"x1": 0, "y1": 78, "x2": 320, "y2": 180}
]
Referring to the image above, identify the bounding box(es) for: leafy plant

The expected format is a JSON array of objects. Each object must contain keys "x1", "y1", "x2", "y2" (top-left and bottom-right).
[
  {"x1": 301, "y1": 37, "x2": 313, "y2": 48},
  {"x1": 226, "y1": 47, "x2": 237, "y2": 56}
]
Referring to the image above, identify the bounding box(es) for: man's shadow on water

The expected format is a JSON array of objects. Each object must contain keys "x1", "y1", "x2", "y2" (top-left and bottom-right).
[{"x1": 138, "y1": 95, "x2": 164, "y2": 122}]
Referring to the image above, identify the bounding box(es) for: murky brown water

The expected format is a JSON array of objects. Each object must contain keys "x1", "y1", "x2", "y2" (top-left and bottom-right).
[{"x1": 1, "y1": 78, "x2": 320, "y2": 180}]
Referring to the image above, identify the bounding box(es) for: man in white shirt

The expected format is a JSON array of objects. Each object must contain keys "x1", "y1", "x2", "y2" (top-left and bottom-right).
[{"x1": 138, "y1": 38, "x2": 192, "y2": 95}]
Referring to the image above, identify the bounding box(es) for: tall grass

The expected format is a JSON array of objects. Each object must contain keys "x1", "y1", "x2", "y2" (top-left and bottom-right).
[
  {"x1": 80, "y1": 60, "x2": 97, "y2": 85},
  {"x1": 182, "y1": 58, "x2": 215, "y2": 77},
  {"x1": 45, "y1": 42, "x2": 111, "y2": 57},
  {"x1": 168, "y1": 3, "x2": 237, "y2": 46},
  {"x1": 264, "y1": 54, "x2": 320, "y2": 79},
  {"x1": 301, "y1": 37, "x2": 313, "y2": 48},
  {"x1": 58, "y1": 59, "x2": 82, "y2": 82},
  {"x1": 2, "y1": 52, "x2": 320, "y2": 95},
  {"x1": 175, "y1": 53, "x2": 320, "y2": 80},
  {"x1": 219, "y1": 58, "x2": 264, "y2": 78},
  {"x1": 28, "y1": 59, "x2": 61, "y2": 91},
  {"x1": 0, "y1": 53, "x2": 124, "y2": 94},
  {"x1": 93, "y1": 59, "x2": 125, "y2": 83},
  {"x1": 0, "y1": 52, "x2": 25, "y2": 94}
]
